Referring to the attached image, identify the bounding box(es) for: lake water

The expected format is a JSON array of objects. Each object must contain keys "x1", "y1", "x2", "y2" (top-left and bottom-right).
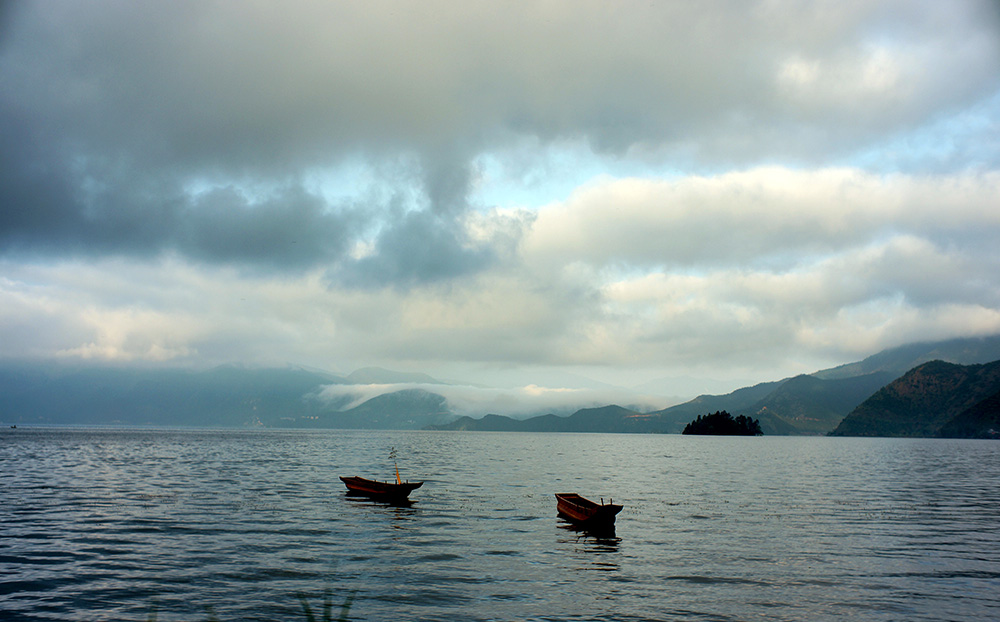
[{"x1": 2, "y1": 428, "x2": 998, "y2": 621}]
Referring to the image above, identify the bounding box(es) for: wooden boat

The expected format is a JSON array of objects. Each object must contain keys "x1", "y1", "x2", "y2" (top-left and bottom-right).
[
  {"x1": 555, "y1": 493, "x2": 622, "y2": 528},
  {"x1": 340, "y1": 476, "x2": 422, "y2": 500}
]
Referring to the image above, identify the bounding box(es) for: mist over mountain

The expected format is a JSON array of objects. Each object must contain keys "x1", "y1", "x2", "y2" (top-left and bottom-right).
[
  {"x1": 629, "y1": 375, "x2": 745, "y2": 403},
  {"x1": 285, "y1": 388, "x2": 451, "y2": 430},
  {"x1": 3, "y1": 334, "x2": 1000, "y2": 434},
  {"x1": 0, "y1": 363, "x2": 341, "y2": 427},
  {"x1": 813, "y1": 335, "x2": 1000, "y2": 380},
  {"x1": 345, "y1": 367, "x2": 445, "y2": 386}
]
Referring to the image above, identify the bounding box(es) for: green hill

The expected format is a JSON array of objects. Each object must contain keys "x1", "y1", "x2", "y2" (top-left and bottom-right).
[
  {"x1": 747, "y1": 372, "x2": 895, "y2": 434},
  {"x1": 644, "y1": 380, "x2": 785, "y2": 433},
  {"x1": 938, "y1": 390, "x2": 1000, "y2": 439},
  {"x1": 642, "y1": 336, "x2": 1000, "y2": 435},
  {"x1": 830, "y1": 360, "x2": 1000, "y2": 437}
]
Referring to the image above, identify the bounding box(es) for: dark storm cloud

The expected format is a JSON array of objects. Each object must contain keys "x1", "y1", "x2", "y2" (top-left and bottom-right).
[
  {"x1": 8, "y1": 1, "x2": 1000, "y2": 166},
  {"x1": 6, "y1": 1, "x2": 997, "y2": 241},
  {"x1": 1, "y1": 1, "x2": 533, "y2": 283},
  {"x1": 340, "y1": 209, "x2": 495, "y2": 288},
  {"x1": 0, "y1": 106, "x2": 357, "y2": 270},
  {"x1": 333, "y1": 153, "x2": 505, "y2": 287},
  {"x1": 0, "y1": 108, "x2": 83, "y2": 251},
  {"x1": 174, "y1": 185, "x2": 359, "y2": 269},
  {"x1": 0, "y1": 118, "x2": 497, "y2": 283}
]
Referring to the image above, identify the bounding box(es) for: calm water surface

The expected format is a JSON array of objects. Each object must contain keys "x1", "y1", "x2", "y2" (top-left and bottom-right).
[{"x1": 1, "y1": 428, "x2": 998, "y2": 621}]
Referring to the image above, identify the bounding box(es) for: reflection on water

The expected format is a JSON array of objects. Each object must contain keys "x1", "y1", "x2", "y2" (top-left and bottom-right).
[
  {"x1": 1, "y1": 428, "x2": 998, "y2": 622},
  {"x1": 344, "y1": 493, "x2": 417, "y2": 509},
  {"x1": 343, "y1": 493, "x2": 419, "y2": 532},
  {"x1": 557, "y1": 519, "x2": 620, "y2": 545}
]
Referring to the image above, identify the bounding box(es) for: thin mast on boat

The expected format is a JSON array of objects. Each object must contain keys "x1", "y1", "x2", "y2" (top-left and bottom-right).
[{"x1": 390, "y1": 447, "x2": 401, "y2": 484}]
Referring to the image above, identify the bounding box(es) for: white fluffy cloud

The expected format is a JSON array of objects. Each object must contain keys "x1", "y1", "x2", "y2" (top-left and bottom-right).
[{"x1": 525, "y1": 168, "x2": 1000, "y2": 270}]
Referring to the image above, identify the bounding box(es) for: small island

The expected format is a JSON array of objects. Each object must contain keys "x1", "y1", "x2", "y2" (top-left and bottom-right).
[{"x1": 683, "y1": 411, "x2": 763, "y2": 436}]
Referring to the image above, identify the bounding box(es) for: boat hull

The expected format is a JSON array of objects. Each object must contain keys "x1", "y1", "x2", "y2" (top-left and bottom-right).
[
  {"x1": 555, "y1": 493, "x2": 622, "y2": 528},
  {"x1": 340, "y1": 476, "x2": 422, "y2": 500}
]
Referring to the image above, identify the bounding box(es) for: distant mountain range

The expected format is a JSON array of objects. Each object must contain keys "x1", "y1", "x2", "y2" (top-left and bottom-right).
[
  {"x1": 430, "y1": 335, "x2": 1000, "y2": 435},
  {"x1": 426, "y1": 405, "x2": 659, "y2": 433},
  {"x1": 424, "y1": 371, "x2": 900, "y2": 435},
  {"x1": 643, "y1": 371, "x2": 896, "y2": 435},
  {"x1": 3, "y1": 335, "x2": 1000, "y2": 436}
]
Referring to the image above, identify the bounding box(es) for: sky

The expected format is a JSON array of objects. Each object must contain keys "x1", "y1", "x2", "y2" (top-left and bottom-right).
[{"x1": 1, "y1": 1, "x2": 1000, "y2": 406}]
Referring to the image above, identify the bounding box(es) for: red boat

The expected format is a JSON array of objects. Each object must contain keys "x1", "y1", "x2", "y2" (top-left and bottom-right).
[
  {"x1": 555, "y1": 493, "x2": 622, "y2": 528},
  {"x1": 340, "y1": 476, "x2": 422, "y2": 500}
]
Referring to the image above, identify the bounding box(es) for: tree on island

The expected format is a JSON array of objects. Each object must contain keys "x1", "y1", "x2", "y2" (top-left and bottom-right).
[{"x1": 682, "y1": 411, "x2": 763, "y2": 436}]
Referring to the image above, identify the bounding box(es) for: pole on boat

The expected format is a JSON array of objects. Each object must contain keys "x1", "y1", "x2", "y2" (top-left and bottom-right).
[{"x1": 390, "y1": 447, "x2": 402, "y2": 485}]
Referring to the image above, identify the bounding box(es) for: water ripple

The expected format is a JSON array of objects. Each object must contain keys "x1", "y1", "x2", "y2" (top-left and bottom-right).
[{"x1": 2, "y1": 429, "x2": 999, "y2": 621}]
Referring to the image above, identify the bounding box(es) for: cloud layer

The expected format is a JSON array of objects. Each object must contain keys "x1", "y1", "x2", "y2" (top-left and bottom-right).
[{"x1": 1, "y1": 0, "x2": 999, "y2": 389}]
